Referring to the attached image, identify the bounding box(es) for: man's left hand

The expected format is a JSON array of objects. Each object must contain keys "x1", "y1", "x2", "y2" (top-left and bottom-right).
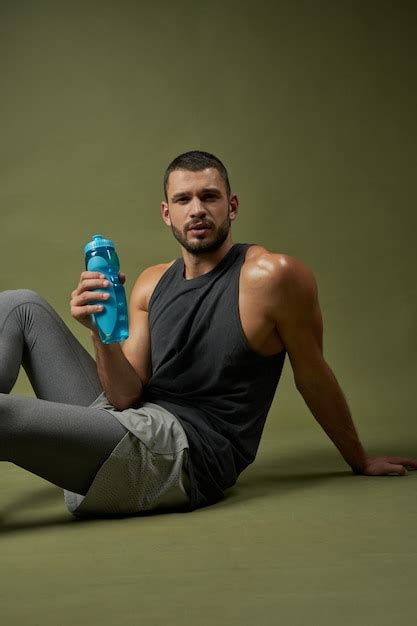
[{"x1": 354, "y1": 456, "x2": 417, "y2": 476}]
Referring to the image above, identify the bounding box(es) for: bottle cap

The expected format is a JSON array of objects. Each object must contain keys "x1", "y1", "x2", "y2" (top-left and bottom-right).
[{"x1": 84, "y1": 234, "x2": 115, "y2": 255}]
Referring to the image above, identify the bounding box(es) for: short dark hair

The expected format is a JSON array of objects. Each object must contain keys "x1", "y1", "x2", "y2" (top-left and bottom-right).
[{"x1": 163, "y1": 150, "x2": 231, "y2": 202}]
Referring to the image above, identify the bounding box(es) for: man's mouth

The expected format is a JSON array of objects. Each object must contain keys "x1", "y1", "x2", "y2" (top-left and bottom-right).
[{"x1": 189, "y1": 223, "x2": 211, "y2": 231}]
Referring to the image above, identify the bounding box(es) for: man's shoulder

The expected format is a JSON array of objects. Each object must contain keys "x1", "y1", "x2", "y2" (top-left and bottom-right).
[
  {"x1": 242, "y1": 245, "x2": 318, "y2": 318},
  {"x1": 243, "y1": 244, "x2": 313, "y2": 286},
  {"x1": 130, "y1": 259, "x2": 176, "y2": 311}
]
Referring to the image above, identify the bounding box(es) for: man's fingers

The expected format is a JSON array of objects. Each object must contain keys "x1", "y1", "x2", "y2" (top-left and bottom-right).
[
  {"x1": 72, "y1": 304, "x2": 104, "y2": 317},
  {"x1": 387, "y1": 465, "x2": 408, "y2": 476},
  {"x1": 73, "y1": 278, "x2": 110, "y2": 299},
  {"x1": 81, "y1": 271, "x2": 103, "y2": 280},
  {"x1": 399, "y1": 458, "x2": 417, "y2": 467},
  {"x1": 387, "y1": 456, "x2": 417, "y2": 467},
  {"x1": 385, "y1": 457, "x2": 417, "y2": 469}
]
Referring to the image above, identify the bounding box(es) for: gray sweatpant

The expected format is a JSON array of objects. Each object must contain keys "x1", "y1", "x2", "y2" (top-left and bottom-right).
[{"x1": 0, "y1": 289, "x2": 130, "y2": 495}]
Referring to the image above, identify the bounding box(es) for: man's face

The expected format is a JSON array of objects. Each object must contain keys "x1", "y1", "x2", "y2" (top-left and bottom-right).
[{"x1": 161, "y1": 168, "x2": 238, "y2": 255}]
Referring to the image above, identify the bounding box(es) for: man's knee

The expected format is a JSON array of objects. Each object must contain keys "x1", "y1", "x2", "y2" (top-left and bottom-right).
[
  {"x1": 0, "y1": 289, "x2": 54, "y2": 322},
  {"x1": 1, "y1": 289, "x2": 46, "y2": 308},
  {"x1": 0, "y1": 290, "x2": 57, "y2": 342}
]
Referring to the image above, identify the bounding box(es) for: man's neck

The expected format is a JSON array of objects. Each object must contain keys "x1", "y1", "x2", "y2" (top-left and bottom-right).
[{"x1": 182, "y1": 240, "x2": 235, "y2": 280}]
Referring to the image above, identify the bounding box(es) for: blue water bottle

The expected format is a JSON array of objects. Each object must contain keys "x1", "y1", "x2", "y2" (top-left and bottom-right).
[{"x1": 84, "y1": 234, "x2": 129, "y2": 344}]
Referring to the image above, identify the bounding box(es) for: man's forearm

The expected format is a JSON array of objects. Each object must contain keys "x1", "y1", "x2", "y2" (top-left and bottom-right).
[
  {"x1": 90, "y1": 328, "x2": 143, "y2": 410},
  {"x1": 296, "y1": 363, "x2": 367, "y2": 472}
]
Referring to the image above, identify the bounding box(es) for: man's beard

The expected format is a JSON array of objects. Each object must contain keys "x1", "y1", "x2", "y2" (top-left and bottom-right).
[{"x1": 170, "y1": 215, "x2": 231, "y2": 256}]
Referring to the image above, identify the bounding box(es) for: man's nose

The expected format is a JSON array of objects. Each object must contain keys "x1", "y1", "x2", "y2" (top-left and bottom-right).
[{"x1": 189, "y1": 200, "x2": 207, "y2": 217}]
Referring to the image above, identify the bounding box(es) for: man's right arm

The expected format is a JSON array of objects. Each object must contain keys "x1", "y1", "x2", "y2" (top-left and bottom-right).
[
  {"x1": 71, "y1": 268, "x2": 156, "y2": 411},
  {"x1": 92, "y1": 267, "x2": 158, "y2": 410},
  {"x1": 90, "y1": 327, "x2": 145, "y2": 411}
]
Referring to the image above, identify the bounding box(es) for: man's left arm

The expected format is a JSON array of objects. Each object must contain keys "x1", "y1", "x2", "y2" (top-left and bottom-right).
[{"x1": 265, "y1": 254, "x2": 417, "y2": 476}]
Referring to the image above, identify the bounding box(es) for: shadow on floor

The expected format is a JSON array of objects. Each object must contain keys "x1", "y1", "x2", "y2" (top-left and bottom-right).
[
  {"x1": 1, "y1": 445, "x2": 415, "y2": 534},
  {"x1": 0, "y1": 484, "x2": 190, "y2": 535},
  {"x1": 0, "y1": 485, "x2": 76, "y2": 534},
  {"x1": 219, "y1": 443, "x2": 417, "y2": 508}
]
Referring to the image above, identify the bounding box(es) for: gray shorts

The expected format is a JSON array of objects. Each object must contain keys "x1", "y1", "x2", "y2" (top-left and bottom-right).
[{"x1": 64, "y1": 393, "x2": 191, "y2": 518}]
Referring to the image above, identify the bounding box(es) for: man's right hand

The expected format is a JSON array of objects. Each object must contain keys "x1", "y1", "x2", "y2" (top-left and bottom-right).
[{"x1": 70, "y1": 271, "x2": 126, "y2": 330}]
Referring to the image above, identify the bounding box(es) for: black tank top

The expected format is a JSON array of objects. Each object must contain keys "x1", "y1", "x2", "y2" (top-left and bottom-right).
[{"x1": 142, "y1": 243, "x2": 286, "y2": 510}]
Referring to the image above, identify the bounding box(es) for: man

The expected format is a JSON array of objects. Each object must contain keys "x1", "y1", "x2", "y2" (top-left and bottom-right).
[{"x1": 1, "y1": 150, "x2": 416, "y2": 518}]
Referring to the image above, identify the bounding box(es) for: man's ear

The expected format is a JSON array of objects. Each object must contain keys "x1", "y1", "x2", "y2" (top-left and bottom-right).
[
  {"x1": 229, "y1": 194, "x2": 239, "y2": 220},
  {"x1": 160, "y1": 201, "x2": 171, "y2": 226}
]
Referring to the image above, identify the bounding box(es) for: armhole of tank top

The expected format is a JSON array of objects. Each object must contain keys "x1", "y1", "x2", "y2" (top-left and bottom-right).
[
  {"x1": 232, "y1": 244, "x2": 284, "y2": 361},
  {"x1": 232, "y1": 244, "x2": 265, "y2": 358},
  {"x1": 147, "y1": 259, "x2": 179, "y2": 314}
]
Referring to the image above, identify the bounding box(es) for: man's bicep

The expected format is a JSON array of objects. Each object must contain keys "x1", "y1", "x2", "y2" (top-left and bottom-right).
[{"x1": 272, "y1": 259, "x2": 325, "y2": 387}]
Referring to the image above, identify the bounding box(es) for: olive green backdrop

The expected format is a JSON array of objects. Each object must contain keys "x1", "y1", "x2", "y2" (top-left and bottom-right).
[{"x1": 0, "y1": 1, "x2": 416, "y2": 625}]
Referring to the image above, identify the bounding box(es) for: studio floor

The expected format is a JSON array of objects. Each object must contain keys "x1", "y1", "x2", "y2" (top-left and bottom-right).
[{"x1": 1, "y1": 410, "x2": 416, "y2": 626}]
